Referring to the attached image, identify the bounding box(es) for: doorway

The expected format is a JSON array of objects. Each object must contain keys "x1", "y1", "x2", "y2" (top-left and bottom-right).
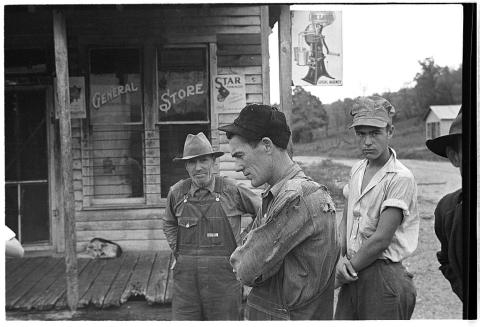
[{"x1": 5, "y1": 88, "x2": 50, "y2": 246}]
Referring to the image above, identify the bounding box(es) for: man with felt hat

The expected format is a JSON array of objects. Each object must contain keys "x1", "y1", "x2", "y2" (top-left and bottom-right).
[
  {"x1": 220, "y1": 104, "x2": 339, "y2": 320},
  {"x1": 162, "y1": 132, "x2": 260, "y2": 320},
  {"x1": 426, "y1": 107, "x2": 464, "y2": 301}
]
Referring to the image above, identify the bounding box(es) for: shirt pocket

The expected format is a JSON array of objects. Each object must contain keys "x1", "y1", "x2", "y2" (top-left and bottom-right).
[{"x1": 178, "y1": 217, "x2": 199, "y2": 245}]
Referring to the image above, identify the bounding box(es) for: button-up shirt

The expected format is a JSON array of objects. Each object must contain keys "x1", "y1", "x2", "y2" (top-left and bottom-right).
[
  {"x1": 345, "y1": 148, "x2": 419, "y2": 262},
  {"x1": 230, "y1": 163, "x2": 339, "y2": 308},
  {"x1": 162, "y1": 175, "x2": 261, "y2": 253}
]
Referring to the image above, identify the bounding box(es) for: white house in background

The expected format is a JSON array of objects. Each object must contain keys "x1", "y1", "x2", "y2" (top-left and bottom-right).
[{"x1": 423, "y1": 104, "x2": 461, "y2": 140}]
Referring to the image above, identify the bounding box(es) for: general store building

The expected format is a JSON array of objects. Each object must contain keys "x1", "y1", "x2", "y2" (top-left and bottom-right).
[{"x1": 4, "y1": 4, "x2": 281, "y2": 255}]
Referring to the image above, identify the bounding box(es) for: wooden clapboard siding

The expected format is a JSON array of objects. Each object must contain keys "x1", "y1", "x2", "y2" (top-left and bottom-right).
[{"x1": 5, "y1": 4, "x2": 269, "y2": 253}]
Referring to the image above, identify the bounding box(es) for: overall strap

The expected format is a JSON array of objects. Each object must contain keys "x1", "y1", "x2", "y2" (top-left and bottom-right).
[
  {"x1": 180, "y1": 178, "x2": 192, "y2": 198},
  {"x1": 213, "y1": 175, "x2": 224, "y2": 195}
]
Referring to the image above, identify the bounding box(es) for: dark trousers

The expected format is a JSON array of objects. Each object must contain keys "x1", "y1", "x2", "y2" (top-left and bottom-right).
[
  {"x1": 334, "y1": 260, "x2": 416, "y2": 320},
  {"x1": 172, "y1": 255, "x2": 242, "y2": 320}
]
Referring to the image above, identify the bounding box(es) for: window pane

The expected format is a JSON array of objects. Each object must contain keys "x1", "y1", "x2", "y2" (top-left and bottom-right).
[
  {"x1": 89, "y1": 48, "x2": 142, "y2": 123},
  {"x1": 158, "y1": 48, "x2": 209, "y2": 122},
  {"x1": 160, "y1": 124, "x2": 210, "y2": 198},
  {"x1": 89, "y1": 125, "x2": 144, "y2": 199},
  {"x1": 88, "y1": 48, "x2": 144, "y2": 200}
]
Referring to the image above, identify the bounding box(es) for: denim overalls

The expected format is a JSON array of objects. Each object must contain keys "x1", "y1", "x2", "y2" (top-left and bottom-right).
[{"x1": 172, "y1": 177, "x2": 242, "y2": 320}]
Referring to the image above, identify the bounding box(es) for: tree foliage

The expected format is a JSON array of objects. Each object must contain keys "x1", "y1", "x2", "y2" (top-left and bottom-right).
[
  {"x1": 291, "y1": 86, "x2": 328, "y2": 143},
  {"x1": 323, "y1": 58, "x2": 462, "y2": 131}
]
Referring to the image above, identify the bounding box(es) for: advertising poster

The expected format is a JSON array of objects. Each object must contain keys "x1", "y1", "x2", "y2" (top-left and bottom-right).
[
  {"x1": 292, "y1": 11, "x2": 343, "y2": 86},
  {"x1": 55, "y1": 76, "x2": 87, "y2": 119},
  {"x1": 213, "y1": 74, "x2": 246, "y2": 111}
]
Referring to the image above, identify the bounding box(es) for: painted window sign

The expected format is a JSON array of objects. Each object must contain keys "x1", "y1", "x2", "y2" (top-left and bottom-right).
[
  {"x1": 213, "y1": 74, "x2": 246, "y2": 111},
  {"x1": 159, "y1": 82, "x2": 205, "y2": 112},
  {"x1": 292, "y1": 11, "x2": 343, "y2": 86},
  {"x1": 91, "y1": 82, "x2": 139, "y2": 110},
  {"x1": 157, "y1": 47, "x2": 209, "y2": 122}
]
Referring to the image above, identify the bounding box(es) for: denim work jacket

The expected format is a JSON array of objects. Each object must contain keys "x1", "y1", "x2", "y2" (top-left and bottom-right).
[{"x1": 230, "y1": 164, "x2": 340, "y2": 318}]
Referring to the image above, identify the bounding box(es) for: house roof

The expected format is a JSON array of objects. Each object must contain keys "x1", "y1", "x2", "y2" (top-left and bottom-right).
[{"x1": 424, "y1": 104, "x2": 461, "y2": 120}]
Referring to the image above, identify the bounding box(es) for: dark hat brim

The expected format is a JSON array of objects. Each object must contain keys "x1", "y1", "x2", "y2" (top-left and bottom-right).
[
  {"x1": 425, "y1": 133, "x2": 461, "y2": 158},
  {"x1": 218, "y1": 123, "x2": 262, "y2": 140},
  {"x1": 172, "y1": 151, "x2": 224, "y2": 162}
]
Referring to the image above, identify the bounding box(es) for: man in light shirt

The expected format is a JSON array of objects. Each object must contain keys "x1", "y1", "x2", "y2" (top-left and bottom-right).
[{"x1": 334, "y1": 96, "x2": 419, "y2": 320}]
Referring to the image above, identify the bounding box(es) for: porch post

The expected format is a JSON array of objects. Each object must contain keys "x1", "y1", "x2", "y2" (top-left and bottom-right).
[
  {"x1": 53, "y1": 10, "x2": 78, "y2": 311},
  {"x1": 278, "y1": 5, "x2": 292, "y2": 125}
]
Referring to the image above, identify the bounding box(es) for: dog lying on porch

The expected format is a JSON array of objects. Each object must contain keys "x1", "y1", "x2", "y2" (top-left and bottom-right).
[{"x1": 79, "y1": 237, "x2": 123, "y2": 259}]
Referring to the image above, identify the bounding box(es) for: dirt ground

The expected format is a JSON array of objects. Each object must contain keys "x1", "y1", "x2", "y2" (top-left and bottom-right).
[{"x1": 296, "y1": 156, "x2": 463, "y2": 319}]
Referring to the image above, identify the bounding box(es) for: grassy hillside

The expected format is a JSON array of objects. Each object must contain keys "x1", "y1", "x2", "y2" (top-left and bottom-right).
[{"x1": 293, "y1": 117, "x2": 449, "y2": 162}]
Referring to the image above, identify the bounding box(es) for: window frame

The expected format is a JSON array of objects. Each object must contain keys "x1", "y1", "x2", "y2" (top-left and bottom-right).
[
  {"x1": 84, "y1": 45, "x2": 146, "y2": 207},
  {"x1": 155, "y1": 43, "x2": 218, "y2": 198}
]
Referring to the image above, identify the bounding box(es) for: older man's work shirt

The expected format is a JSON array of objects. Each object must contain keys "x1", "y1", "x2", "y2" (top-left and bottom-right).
[
  {"x1": 163, "y1": 175, "x2": 260, "y2": 254},
  {"x1": 345, "y1": 148, "x2": 419, "y2": 262},
  {"x1": 230, "y1": 163, "x2": 339, "y2": 316}
]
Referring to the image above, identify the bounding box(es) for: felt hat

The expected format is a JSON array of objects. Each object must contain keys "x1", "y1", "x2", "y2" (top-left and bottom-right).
[{"x1": 173, "y1": 132, "x2": 224, "y2": 162}]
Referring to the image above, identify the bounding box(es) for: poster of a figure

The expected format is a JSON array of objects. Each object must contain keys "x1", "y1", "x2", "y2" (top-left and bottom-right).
[{"x1": 292, "y1": 11, "x2": 343, "y2": 86}]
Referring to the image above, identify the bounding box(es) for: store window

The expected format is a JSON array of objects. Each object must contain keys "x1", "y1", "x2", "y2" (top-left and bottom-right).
[
  {"x1": 88, "y1": 48, "x2": 144, "y2": 201},
  {"x1": 157, "y1": 46, "x2": 210, "y2": 197}
]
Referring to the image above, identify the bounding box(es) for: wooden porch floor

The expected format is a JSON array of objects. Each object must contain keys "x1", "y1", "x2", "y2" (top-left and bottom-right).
[{"x1": 5, "y1": 251, "x2": 173, "y2": 311}]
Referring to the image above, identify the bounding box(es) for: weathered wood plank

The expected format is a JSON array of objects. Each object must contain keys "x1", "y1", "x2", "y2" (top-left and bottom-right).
[
  {"x1": 6, "y1": 257, "x2": 49, "y2": 294},
  {"x1": 261, "y1": 5, "x2": 270, "y2": 105},
  {"x1": 77, "y1": 219, "x2": 163, "y2": 231},
  {"x1": 278, "y1": 5, "x2": 292, "y2": 123},
  {"x1": 80, "y1": 256, "x2": 126, "y2": 308},
  {"x1": 245, "y1": 74, "x2": 262, "y2": 84},
  {"x1": 103, "y1": 253, "x2": 139, "y2": 307},
  {"x1": 121, "y1": 253, "x2": 157, "y2": 302},
  {"x1": 55, "y1": 259, "x2": 108, "y2": 309},
  {"x1": 6, "y1": 257, "x2": 60, "y2": 309},
  {"x1": 13, "y1": 258, "x2": 64, "y2": 311},
  {"x1": 246, "y1": 93, "x2": 262, "y2": 103},
  {"x1": 218, "y1": 66, "x2": 262, "y2": 75},
  {"x1": 145, "y1": 251, "x2": 171, "y2": 304},
  {"x1": 217, "y1": 33, "x2": 261, "y2": 45},
  {"x1": 76, "y1": 208, "x2": 163, "y2": 222},
  {"x1": 6, "y1": 257, "x2": 28, "y2": 276},
  {"x1": 246, "y1": 84, "x2": 262, "y2": 94},
  {"x1": 218, "y1": 54, "x2": 262, "y2": 67},
  {"x1": 218, "y1": 112, "x2": 242, "y2": 125},
  {"x1": 77, "y1": 229, "x2": 166, "y2": 242},
  {"x1": 217, "y1": 44, "x2": 261, "y2": 55},
  {"x1": 31, "y1": 258, "x2": 91, "y2": 311},
  {"x1": 174, "y1": 16, "x2": 261, "y2": 26},
  {"x1": 146, "y1": 184, "x2": 161, "y2": 194}
]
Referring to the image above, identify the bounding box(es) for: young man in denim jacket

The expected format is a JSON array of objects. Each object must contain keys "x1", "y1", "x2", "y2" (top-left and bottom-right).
[{"x1": 220, "y1": 104, "x2": 339, "y2": 320}]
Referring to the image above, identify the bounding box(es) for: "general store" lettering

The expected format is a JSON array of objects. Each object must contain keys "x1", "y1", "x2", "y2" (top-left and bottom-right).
[
  {"x1": 159, "y1": 83, "x2": 204, "y2": 112},
  {"x1": 92, "y1": 82, "x2": 139, "y2": 109}
]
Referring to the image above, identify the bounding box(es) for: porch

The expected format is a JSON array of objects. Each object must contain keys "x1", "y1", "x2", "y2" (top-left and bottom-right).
[{"x1": 6, "y1": 251, "x2": 173, "y2": 313}]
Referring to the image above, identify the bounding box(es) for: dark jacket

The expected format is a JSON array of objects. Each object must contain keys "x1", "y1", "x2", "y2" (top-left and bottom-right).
[{"x1": 434, "y1": 188, "x2": 463, "y2": 301}]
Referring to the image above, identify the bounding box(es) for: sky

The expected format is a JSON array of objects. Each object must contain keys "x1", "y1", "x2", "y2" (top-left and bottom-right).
[{"x1": 269, "y1": 4, "x2": 464, "y2": 105}]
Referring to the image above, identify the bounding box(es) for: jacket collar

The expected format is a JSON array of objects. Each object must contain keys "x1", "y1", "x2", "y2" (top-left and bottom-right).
[{"x1": 262, "y1": 163, "x2": 303, "y2": 200}]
